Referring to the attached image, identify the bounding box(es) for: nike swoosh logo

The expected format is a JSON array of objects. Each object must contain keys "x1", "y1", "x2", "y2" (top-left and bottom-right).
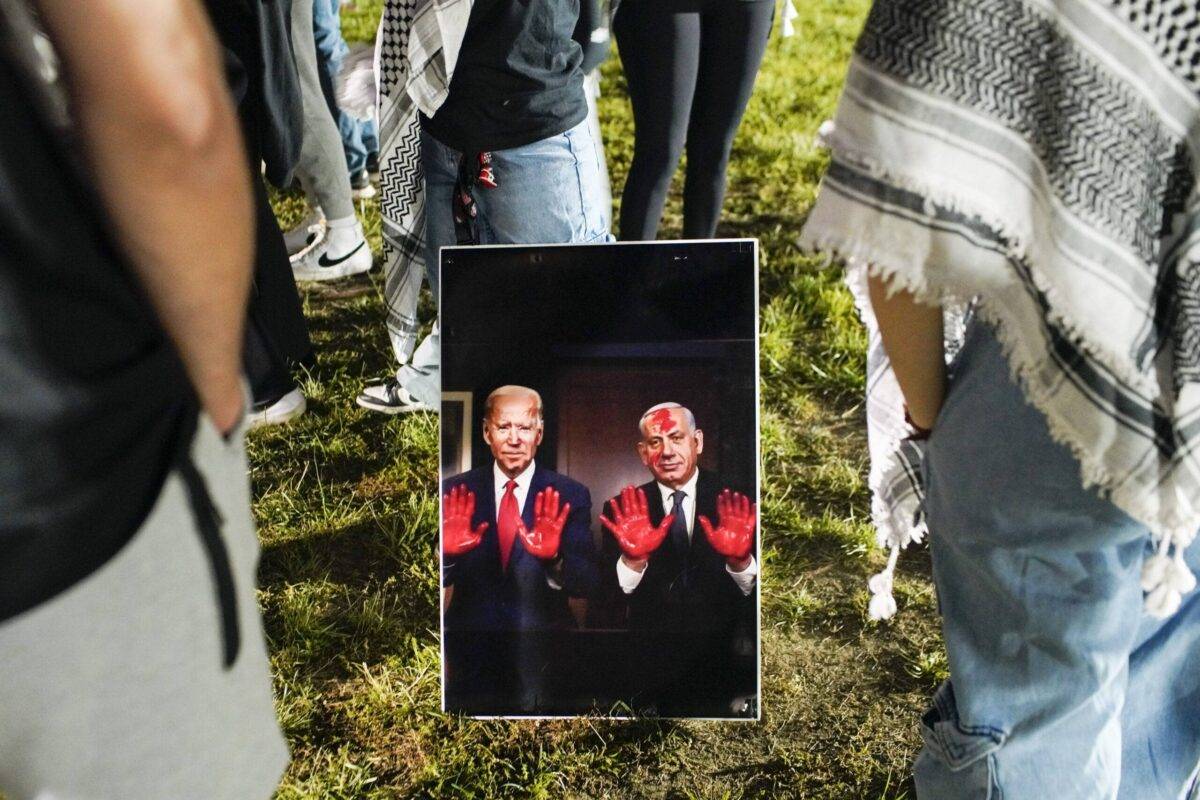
[{"x1": 317, "y1": 241, "x2": 366, "y2": 268}]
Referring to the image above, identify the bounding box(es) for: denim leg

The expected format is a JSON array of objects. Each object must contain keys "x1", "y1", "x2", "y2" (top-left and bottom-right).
[
  {"x1": 398, "y1": 120, "x2": 614, "y2": 405},
  {"x1": 395, "y1": 128, "x2": 459, "y2": 407},
  {"x1": 1118, "y1": 536, "x2": 1200, "y2": 800},
  {"x1": 916, "y1": 320, "x2": 1156, "y2": 800},
  {"x1": 311, "y1": 0, "x2": 368, "y2": 174},
  {"x1": 475, "y1": 117, "x2": 613, "y2": 245},
  {"x1": 362, "y1": 118, "x2": 379, "y2": 158}
]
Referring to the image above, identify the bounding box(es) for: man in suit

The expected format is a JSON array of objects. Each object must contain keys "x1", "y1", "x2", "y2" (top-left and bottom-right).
[
  {"x1": 441, "y1": 385, "x2": 597, "y2": 712},
  {"x1": 601, "y1": 402, "x2": 758, "y2": 716}
]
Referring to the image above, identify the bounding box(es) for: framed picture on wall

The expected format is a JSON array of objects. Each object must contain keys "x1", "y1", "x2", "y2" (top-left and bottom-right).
[
  {"x1": 439, "y1": 240, "x2": 760, "y2": 720},
  {"x1": 440, "y1": 391, "x2": 473, "y2": 477}
]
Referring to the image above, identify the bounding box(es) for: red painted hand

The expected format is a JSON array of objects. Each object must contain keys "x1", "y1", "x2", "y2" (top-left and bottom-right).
[
  {"x1": 517, "y1": 487, "x2": 570, "y2": 561},
  {"x1": 699, "y1": 489, "x2": 756, "y2": 564},
  {"x1": 599, "y1": 485, "x2": 675, "y2": 561},
  {"x1": 442, "y1": 484, "x2": 487, "y2": 557}
]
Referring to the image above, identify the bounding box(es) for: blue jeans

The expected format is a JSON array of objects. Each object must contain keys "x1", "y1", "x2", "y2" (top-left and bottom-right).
[
  {"x1": 312, "y1": 0, "x2": 378, "y2": 175},
  {"x1": 917, "y1": 319, "x2": 1200, "y2": 799},
  {"x1": 397, "y1": 117, "x2": 613, "y2": 405}
]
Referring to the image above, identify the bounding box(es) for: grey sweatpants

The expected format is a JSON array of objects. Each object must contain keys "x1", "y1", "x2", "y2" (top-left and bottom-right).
[
  {"x1": 291, "y1": 0, "x2": 355, "y2": 220},
  {"x1": 0, "y1": 414, "x2": 289, "y2": 800}
]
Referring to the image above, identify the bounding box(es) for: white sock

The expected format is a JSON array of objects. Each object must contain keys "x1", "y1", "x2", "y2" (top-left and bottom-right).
[{"x1": 323, "y1": 216, "x2": 364, "y2": 257}]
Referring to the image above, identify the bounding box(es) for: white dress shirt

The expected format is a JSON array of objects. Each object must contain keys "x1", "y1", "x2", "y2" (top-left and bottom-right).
[
  {"x1": 615, "y1": 471, "x2": 758, "y2": 596},
  {"x1": 492, "y1": 459, "x2": 535, "y2": 518}
]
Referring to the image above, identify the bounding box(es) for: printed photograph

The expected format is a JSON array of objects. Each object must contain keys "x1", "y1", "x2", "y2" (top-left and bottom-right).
[{"x1": 439, "y1": 241, "x2": 760, "y2": 717}]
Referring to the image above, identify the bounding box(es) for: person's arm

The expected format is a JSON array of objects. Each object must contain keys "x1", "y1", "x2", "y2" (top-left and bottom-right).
[
  {"x1": 573, "y1": 0, "x2": 610, "y2": 74},
  {"x1": 867, "y1": 274, "x2": 946, "y2": 431},
  {"x1": 34, "y1": 0, "x2": 253, "y2": 434}
]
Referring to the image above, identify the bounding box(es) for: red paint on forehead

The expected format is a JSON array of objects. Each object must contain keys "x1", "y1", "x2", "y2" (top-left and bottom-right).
[{"x1": 648, "y1": 408, "x2": 676, "y2": 433}]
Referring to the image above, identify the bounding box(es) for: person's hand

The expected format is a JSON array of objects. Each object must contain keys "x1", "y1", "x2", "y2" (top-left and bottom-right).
[
  {"x1": 517, "y1": 487, "x2": 570, "y2": 560},
  {"x1": 442, "y1": 485, "x2": 487, "y2": 557},
  {"x1": 600, "y1": 485, "x2": 674, "y2": 566},
  {"x1": 209, "y1": 378, "x2": 245, "y2": 437},
  {"x1": 699, "y1": 489, "x2": 756, "y2": 569}
]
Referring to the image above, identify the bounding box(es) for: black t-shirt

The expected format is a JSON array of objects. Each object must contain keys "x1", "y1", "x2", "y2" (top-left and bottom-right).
[
  {"x1": 0, "y1": 25, "x2": 195, "y2": 621},
  {"x1": 421, "y1": 0, "x2": 588, "y2": 153}
]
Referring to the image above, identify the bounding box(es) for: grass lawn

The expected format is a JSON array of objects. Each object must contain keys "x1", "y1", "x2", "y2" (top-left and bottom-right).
[{"x1": 260, "y1": 1, "x2": 947, "y2": 796}]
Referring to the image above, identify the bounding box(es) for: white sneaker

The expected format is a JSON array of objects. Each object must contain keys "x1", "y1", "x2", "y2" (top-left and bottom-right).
[
  {"x1": 247, "y1": 387, "x2": 306, "y2": 430},
  {"x1": 283, "y1": 209, "x2": 326, "y2": 256},
  {"x1": 355, "y1": 378, "x2": 434, "y2": 414},
  {"x1": 291, "y1": 237, "x2": 373, "y2": 282}
]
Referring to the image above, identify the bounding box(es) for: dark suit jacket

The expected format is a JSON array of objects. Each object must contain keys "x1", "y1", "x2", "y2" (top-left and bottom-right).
[
  {"x1": 443, "y1": 463, "x2": 597, "y2": 632},
  {"x1": 606, "y1": 470, "x2": 756, "y2": 634},
  {"x1": 601, "y1": 469, "x2": 758, "y2": 715}
]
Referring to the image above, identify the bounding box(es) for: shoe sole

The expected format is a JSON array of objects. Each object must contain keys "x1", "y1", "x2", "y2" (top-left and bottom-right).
[
  {"x1": 351, "y1": 184, "x2": 377, "y2": 200},
  {"x1": 355, "y1": 394, "x2": 434, "y2": 414},
  {"x1": 292, "y1": 249, "x2": 374, "y2": 282}
]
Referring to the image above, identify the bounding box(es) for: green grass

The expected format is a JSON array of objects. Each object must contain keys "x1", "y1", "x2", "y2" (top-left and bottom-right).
[{"x1": 257, "y1": 1, "x2": 946, "y2": 796}]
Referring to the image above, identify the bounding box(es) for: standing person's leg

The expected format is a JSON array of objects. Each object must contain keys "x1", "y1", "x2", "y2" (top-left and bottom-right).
[
  {"x1": 916, "y1": 319, "x2": 1154, "y2": 799},
  {"x1": 584, "y1": 70, "x2": 612, "y2": 233},
  {"x1": 357, "y1": 126, "x2": 458, "y2": 413},
  {"x1": 244, "y1": 177, "x2": 310, "y2": 425},
  {"x1": 612, "y1": 4, "x2": 700, "y2": 241},
  {"x1": 361, "y1": 118, "x2": 614, "y2": 413},
  {"x1": 289, "y1": 0, "x2": 372, "y2": 280},
  {"x1": 681, "y1": 0, "x2": 773, "y2": 238},
  {"x1": 311, "y1": 0, "x2": 371, "y2": 178},
  {"x1": 477, "y1": 117, "x2": 612, "y2": 246},
  {"x1": 1118, "y1": 537, "x2": 1200, "y2": 799},
  {"x1": 0, "y1": 417, "x2": 289, "y2": 800},
  {"x1": 394, "y1": 128, "x2": 460, "y2": 409}
]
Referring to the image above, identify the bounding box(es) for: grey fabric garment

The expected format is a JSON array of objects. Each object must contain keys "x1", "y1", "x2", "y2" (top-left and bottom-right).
[
  {"x1": 291, "y1": 0, "x2": 355, "y2": 220},
  {"x1": 0, "y1": 414, "x2": 289, "y2": 800}
]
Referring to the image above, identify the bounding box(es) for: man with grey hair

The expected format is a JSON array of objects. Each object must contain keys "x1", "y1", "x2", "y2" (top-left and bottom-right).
[
  {"x1": 600, "y1": 402, "x2": 758, "y2": 716},
  {"x1": 440, "y1": 385, "x2": 597, "y2": 712}
]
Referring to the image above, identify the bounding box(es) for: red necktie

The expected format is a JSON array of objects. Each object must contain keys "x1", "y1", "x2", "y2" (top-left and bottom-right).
[{"x1": 497, "y1": 480, "x2": 519, "y2": 571}]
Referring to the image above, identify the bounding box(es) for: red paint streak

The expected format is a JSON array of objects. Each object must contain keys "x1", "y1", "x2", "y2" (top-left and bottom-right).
[{"x1": 649, "y1": 408, "x2": 676, "y2": 434}]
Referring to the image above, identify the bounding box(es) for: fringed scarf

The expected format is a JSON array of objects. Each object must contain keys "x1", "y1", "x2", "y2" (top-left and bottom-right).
[
  {"x1": 800, "y1": 0, "x2": 1200, "y2": 619},
  {"x1": 374, "y1": 0, "x2": 471, "y2": 364}
]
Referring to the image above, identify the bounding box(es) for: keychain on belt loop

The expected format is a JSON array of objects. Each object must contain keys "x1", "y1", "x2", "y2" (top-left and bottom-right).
[{"x1": 453, "y1": 152, "x2": 498, "y2": 245}]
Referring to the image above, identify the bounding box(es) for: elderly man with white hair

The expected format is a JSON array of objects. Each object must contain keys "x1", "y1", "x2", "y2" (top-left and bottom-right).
[{"x1": 440, "y1": 385, "x2": 597, "y2": 712}]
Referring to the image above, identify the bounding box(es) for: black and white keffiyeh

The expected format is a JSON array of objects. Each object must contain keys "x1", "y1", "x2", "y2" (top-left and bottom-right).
[
  {"x1": 374, "y1": 0, "x2": 471, "y2": 364},
  {"x1": 800, "y1": 0, "x2": 1200, "y2": 619}
]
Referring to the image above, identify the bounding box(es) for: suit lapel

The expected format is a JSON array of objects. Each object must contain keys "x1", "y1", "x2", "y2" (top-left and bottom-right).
[
  {"x1": 643, "y1": 480, "x2": 666, "y2": 528},
  {"x1": 691, "y1": 470, "x2": 719, "y2": 560},
  {"x1": 525, "y1": 466, "x2": 549, "y2": 530},
  {"x1": 475, "y1": 466, "x2": 499, "y2": 567}
]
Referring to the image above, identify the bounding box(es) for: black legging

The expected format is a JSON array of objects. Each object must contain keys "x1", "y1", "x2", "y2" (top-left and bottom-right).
[{"x1": 614, "y1": 0, "x2": 774, "y2": 240}]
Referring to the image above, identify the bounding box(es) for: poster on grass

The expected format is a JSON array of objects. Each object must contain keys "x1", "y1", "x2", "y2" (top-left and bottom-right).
[{"x1": 438, "y1": 240, "x2": 761, "y2": 719}]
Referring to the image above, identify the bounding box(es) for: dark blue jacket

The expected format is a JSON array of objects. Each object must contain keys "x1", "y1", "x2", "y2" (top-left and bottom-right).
[{"x1": 443, "y1": 463, "x2": 597, "y2": 631}]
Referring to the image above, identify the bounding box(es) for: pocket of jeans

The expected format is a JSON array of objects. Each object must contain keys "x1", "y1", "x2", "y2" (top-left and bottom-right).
[{"x1": 916, "y1": 682, "x2": 1006, "y2": 796}]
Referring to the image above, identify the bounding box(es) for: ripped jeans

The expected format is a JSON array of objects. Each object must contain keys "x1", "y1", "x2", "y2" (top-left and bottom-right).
[{"x1": 917, "y1": 319, "x2": 1200, "y2": 799}]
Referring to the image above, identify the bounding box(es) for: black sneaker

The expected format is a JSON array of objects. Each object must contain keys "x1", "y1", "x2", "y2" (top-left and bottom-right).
[
  {"x1": 365, "y1": 152, "x2": 380, "y2": 183},
  {"x1": 355, "y1": 378, "x2": 434, "y2": 414}
]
